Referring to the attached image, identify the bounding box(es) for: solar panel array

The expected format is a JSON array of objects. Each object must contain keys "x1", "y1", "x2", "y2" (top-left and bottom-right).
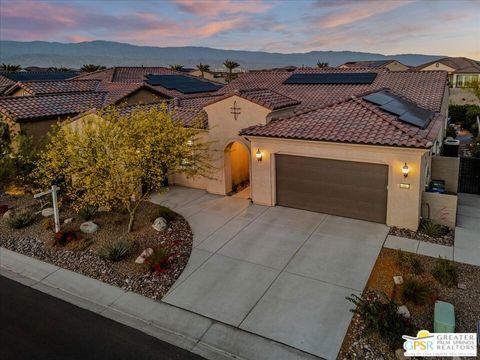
[
  {"x1": 363, "y1": 90, "x2": 433, "y2": 128},
  {"x1": 145, "y1": 74, "x2": 222, "y2": 94},
  {"x1": 283, "y1": 72, "x2": 377, "y2": 85}
]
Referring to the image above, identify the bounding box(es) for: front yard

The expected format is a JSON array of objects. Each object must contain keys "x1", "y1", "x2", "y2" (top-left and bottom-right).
[
  {"x1": 338, "y1": 248, "x2": 480, "y2": 359},
  {"x1": 0, "y1": 192, "x2": 193, "y2": 300}
]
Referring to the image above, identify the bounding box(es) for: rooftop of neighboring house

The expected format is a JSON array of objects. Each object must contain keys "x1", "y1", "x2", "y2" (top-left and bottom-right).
[
  {"x1": 0, "y1": 71, "x2": 81, "y2": 82},
  {"x1": 339, "y1": 60, "x2": 406, "y2": 69},
  {"x1": 413, "y1": 57, "x2": 480, "y2": 73},
  {"x1": 4, "y1": 79, "x2": 101, "y2": 96}
]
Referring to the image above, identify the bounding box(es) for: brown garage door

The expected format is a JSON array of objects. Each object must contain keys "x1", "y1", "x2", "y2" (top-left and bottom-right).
[{"x1": 275, "y1": 155, "x2": 388, "y2": 223}]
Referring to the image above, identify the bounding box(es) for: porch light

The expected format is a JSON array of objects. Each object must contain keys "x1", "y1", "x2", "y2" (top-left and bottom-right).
[
  {"x1": 402, "y1": 163, "x2": 409, "y2": 178},
  {"x1": 256, "y1": 149, "x2": 263, "y2": 162}
]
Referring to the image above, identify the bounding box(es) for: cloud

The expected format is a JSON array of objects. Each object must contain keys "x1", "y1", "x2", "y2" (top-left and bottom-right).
[{"x1": 170, "y1": 0, "x2": 272, "y2": 16}]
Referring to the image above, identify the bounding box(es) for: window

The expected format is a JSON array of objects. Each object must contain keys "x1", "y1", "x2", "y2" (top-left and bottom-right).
[{"x1": 456, "y1": 74, "x2": 479, "y2": 88}]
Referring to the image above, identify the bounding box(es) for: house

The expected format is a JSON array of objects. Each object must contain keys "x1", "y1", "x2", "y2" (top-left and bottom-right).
[
  {"x1": 339, "y1": 60, "x2": 410, "y2": 71},
  {"x1": 0, "y1": 71, "x2": 80, "y2": 95},
  {"x1": 413, "y1": 57, "x2": 480, "y2": 88},
  {"x1": 4, "y1": 79, "x2": 101, "y2": 97},
  {"x1": 188, "y1": 69, "x2": 228, "y2": 83},
  {"x1": 73, "y1": 68, "x2": 449, "y2": 231}
]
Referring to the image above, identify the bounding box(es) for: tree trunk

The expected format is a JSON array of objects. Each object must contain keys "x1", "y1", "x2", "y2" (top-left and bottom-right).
[{"x1": 127, "y1": 211, "x2": 135, "y2": 233}]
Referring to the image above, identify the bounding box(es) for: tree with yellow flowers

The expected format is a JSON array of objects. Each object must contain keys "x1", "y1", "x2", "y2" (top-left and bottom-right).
[{"x1": 35, "y1": 105, "x2": 212, "y2": 232}]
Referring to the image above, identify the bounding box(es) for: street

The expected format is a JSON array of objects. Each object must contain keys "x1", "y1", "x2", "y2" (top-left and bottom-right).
[{"x1": 0, "y1": 275, "x2": 204, "y2": 360}]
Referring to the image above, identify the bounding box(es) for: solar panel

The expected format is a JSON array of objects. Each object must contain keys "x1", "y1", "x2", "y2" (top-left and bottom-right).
[
  {"x1": 146, "y1": 75, "x2": 221, "y2": 94},
  {"x1": 362, "y1": 90, "x2": 433, "y2": 129},
  {"x1": 283, "y1": 72, "x2": 377, "y2": 85}
]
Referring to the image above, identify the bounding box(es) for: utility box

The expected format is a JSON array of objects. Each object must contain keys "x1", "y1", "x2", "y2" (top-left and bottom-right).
[{"x1": 434, "y1": 301, "x2": 455, "y2": 333}]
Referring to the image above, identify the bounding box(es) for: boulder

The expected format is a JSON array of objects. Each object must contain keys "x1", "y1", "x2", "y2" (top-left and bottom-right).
[
  {"x1": 397, "y1": 305, "x2": 410, "y2": 319},
  {"x1": 152, "y1": 217, "x2": 167, "y2": 232},
  {"x1": 80, "y1": 221, "x2": 98, "y2": 234},
  {"x1": 2, "y1": 210, "x2": 13, "y2": 219},
  {"x1": 41, "y1": 207, "x2": 54, "y2": 217},
  {"x1": 64, "y1": 218, "x2": 73, "y2": 224},
  {"x1": 135, "y1": 248, "x2": 154, "y2": 264}
]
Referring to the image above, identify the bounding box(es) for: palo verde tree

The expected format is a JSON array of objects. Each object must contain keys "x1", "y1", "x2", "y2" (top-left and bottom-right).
[
  {"x1": 196, "y1": 63, "x2": 210, "y2": 78},
  {"x1": 223, "y1": 59, "x2": 240, "y2": 82},
  {"x1": 81, "y1": 64, "x2": 106, "y2": 72},
  {"x1": 35, "y1": 105, "x2": 213, "y2": 232}
]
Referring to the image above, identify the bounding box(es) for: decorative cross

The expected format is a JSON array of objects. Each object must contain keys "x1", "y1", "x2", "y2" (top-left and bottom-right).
[
  {"x1": 230, "y1": 100, "x2": 241, "y2": 120},
  {"x1": 34, "y1": 185, "x2": 61, "y2": 233}
]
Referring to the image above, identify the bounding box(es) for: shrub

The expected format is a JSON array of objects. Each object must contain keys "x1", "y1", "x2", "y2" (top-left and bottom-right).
[
  {"x1": 409, "y1": 256, "x2": 424, "y2": 275},
  {"x1": 156, "y1": 205, "x2": 177, "y2": 223},
  {"x1": 470, "y1": 136, "x2": 480, "y2": 158},
  {"x1": 7, "y1": 209, "x2": 36, "y2": 229},
  {"x1": 448, "y1": 104, "x2": 480, "y2": 132},
  {"x1": 144, "y1": 246, "x2": 172, "y2": 273},
  {"x1": 432, "y1": 257, "x2": 457, "y2": 287},
  {"x1": 99, "y1": 239, "x2": 133, "y2": 262},
  {"x1": 347, "y1": 292, "x2": 415, "y2": 349},
  {"x1": 78, "y1": 204, "x2": 98, "y2": 221},
  {"x1": 394, "y1": 248, "x2": 409, "y2": 268},
  {"x1": 445, "y1": 125, "x2": 457, "y2": 138},
  {"x1": 420, "y1": 219, "x2": 443, "y2": 238},
  {"x1": 54, "y1": 228, "x2": 82, "y2": 246},
  {"x1": 402, "y1": 278, "x2": 430, "y2": 305}
]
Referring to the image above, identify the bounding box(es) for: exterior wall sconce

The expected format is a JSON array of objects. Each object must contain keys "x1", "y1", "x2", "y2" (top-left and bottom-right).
[
  {"x1": 402, "y1": 163, "x2": 409, "y2": 178},
  {"x1": 256, "y1": 149, "x2": 263, "y2": 162}
]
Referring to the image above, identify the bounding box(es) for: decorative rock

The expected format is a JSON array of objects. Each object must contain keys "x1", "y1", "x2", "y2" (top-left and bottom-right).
[
  {"x1": 393, "y1": 276, "x2": 404, "y2": 285},
  {"x1": 64, "y1": 218, "x2": 73, "y2": 224},
  {"x1": 3, "y1": 210, "x2": 13, "y2": 219},
  {"x1": 135, "y1": 248, "x2": 153, "y2": 264},
  {"x1": 80, "y1": 221, "x2": 99, "y2": 234},
  {"x1": 41, "y1": 207, "x2": 54, "y2": 217},
  {"x1": 395, "y1": 348, "x2": 407, "y2": 360},
  {"x1": 397, "y1": 305, "x2": 410, "y2": 319},
  {"x1": 457, "y1": 282, "x2": 467, "y2": 290},
  {"x1": 152, "y1": 217, "x2": 167, "y2": 232}
]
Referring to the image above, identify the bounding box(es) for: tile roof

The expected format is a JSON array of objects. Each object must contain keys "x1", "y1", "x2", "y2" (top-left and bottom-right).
[
  {"x1": 414, "y1": 57, "x2": 480, "y2": 73},
  {"x1": 9, "y1": 80, "x2": 100, "y2": 95},
  {"x1": 2, "y1": 71, "x2": 80, "y2": 82},
  {"x1": 241, "y1": 97, "x2": 443, "y2": 149},
  {"x1": 205, "y1": 89, "x2": 300, "y2": 110},
  {"x1": 219, "y1": 68, "x2": 447, "y2": 113},
  {"x1": 0, "y1": 75, "x2": 16, "y2": 95},
  {"x1": 0, "y1": 92, "x2": 107, "y2": 122}
]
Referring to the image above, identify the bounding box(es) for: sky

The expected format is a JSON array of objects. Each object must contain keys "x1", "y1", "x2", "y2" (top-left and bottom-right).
[{"x1": 1, "y1": 0, "x2": 479, "y2": 58}]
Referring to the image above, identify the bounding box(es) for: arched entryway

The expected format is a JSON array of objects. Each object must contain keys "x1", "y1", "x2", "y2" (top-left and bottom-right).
[{"x1": 224, "y1": 141, "x2": 250, "y2": 198}]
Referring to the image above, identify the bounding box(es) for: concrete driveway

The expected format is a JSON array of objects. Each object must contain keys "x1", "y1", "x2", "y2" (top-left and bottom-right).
[{"x1": 152, "y1": 187, "x2": 389, "y2": 359}]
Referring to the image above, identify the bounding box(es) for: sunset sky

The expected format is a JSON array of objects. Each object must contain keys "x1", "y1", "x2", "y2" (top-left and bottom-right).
[{"x1": 1, "y1": 0, "x2": 479, "y2": 58}]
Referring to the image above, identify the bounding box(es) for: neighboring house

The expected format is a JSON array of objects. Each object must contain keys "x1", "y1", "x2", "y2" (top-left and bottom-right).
[
  {"x1": 413, "y1": 57, "x2": 480, "y2": 88},
  {"x1": 163, "y1": 68, "x2": 448, "y2": 231},
  {"x1": 188, "y1": 69, "x2": 228, "y2": 83},
  {"x1": 4, "y1": 79, "x2": 101, "y2": 97},
  {"x1": 0, "y1": 71, "x2": 81, "y2": 95},
  {"x1": 339, "y1": 60, "x2": 410, "y2": 71}
]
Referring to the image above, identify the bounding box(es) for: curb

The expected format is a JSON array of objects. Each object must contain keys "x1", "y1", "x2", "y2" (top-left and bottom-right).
[{"x1": 0, "y1": 247, "x2": 322, "y2": 360}]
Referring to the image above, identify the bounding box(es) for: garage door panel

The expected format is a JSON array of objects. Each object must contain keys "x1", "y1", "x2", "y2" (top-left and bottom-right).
[{"x1": 275, "y1": 155, "x2": 388, "y2": 223}]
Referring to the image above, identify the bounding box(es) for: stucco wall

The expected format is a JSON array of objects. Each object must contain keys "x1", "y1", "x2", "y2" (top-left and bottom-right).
[
  {"x1": 121, "y1": 89, "x2": 167, "y2": 105},
  {"x1": 431, "y1": 156, "x2": 460, "y2": 193},
  {"x1": 385, "y1": 61, "x2": 409, "y2": 71},
  {"x1": 20, "y1": 117, "x2": 66, "y2": 144},
  {"x1": 419, "y1": 63, "x2": 455, "y2": 73},
  {"x1": 422, "y1": 192, "x2": 457, "y2": 228},
  {"x1": 247, "y1": 136, "x2": 428, "y2": 230},
  {"x1": 228, "y1": 142, "x2": 250, "y2": 188}
]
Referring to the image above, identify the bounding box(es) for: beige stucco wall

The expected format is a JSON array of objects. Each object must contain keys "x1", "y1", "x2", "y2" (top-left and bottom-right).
[
  {"x1": 247, "y1": 136, "x2": 429, "y2": 230},
  {"x1": 385, "y1": 61, "x2": 409, "y2": 71},
  {"x1": 431, "y1": 156, "x2": 459, "y2": 193},
  {"x1": 419, "y1": 63, "x2": 456, "y2": 73},
  {"x1": 227, "y1": 142, "x2": 250, "y2": 190},
  {"x1": 11, "y1": 88, "x2": 30, "y2": 96},
  {"x1": 422, "y1": 192, "x2": 457, "y2": 228},
  {"x1": 120, "y1": 89, "x2": 167, "y2": 105}
]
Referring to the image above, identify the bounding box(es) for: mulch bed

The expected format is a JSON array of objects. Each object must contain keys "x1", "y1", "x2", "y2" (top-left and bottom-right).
[
  {"x1": 389, "y1": 225, "x2": 454, "y2": 247},
  {"x1": 0, "y1": 193, "x2": 193, "y2": 300},
  {"x1": 338, "y1": 248, "x2": 480, "y2": 359}
]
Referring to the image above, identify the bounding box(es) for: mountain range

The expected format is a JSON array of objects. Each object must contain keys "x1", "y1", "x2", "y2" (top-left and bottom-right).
[{"x1": 0, "y1": 40, "x2": 445, "y2": 70}]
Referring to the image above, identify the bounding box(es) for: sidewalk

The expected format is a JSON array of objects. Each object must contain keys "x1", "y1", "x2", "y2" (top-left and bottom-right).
[{"x1": 0, "y1": 247, "x2": 321, "y2": 360}]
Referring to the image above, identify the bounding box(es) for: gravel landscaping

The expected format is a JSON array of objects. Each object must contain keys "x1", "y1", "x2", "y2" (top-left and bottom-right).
[
  {"x1": 0, "y1": 193, "x2": 193, "y2": 300},
  {"x1": 389, "y1": 224, "x2": 454, "y2": 247},
  {"x1": 338, "y1": 248, "x2": 480, "y2": 359}
]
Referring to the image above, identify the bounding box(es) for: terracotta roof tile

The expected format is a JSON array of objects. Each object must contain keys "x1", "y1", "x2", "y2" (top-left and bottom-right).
[
  {"x1": 0, "y1": 92, "x2": 107, "y2": 122},
  {"x1": 205, "y1": 89, "x2": 300, "y2": 110},
  {"x1": 414, "y1": 57, "x2": 480, "y2": 73},
  {"x1": 12, "y1": 80, "x2": 100, "y2": 95}
]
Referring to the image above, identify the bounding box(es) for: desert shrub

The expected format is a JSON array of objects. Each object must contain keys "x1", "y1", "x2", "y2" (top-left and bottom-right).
[
  {"x1": 144, "y1": 246, "x2": 172, "y2": 273},
  {"x1": 78, "y1": 204, "x2": 98, "y2": 221},
  {"x1": 99, "y1": 239, "x2": 133, "y2": 262},
  {"x1": 432, "y1": 257, "x2": 457, "y2": 287},
  {"x1": 420, "y1": 219, "x2": 443, "y2": 237},
  {"x1": 408, "y1": 256, "x2": 424, "y2": 275},
  {"x1": 7, "y1": 209, "x2": 36, "y2": 229},
  {"x1": 402, "y1": 278, "x2": 430, "y2": 305},
  {"x1": 42, "y1": 217, "x2": 55, "y2": 231},
  {"x1": 54, "y1": 228, "x2": 82, "y2": 246},
  {"x1": 347, "y1": 292, "x2": 415, "y2": 349},
  {"x1": 394, "y1": 249, "x2": 409, "y2": 268},
  {"x1": 394, "y1": 249, "x2": 424, "y2": 275},
  {"x1": 445, "y1": 125, "x2": 457, "y2": 138},
  {"x1": 449, "y1": 104, "x2": 480, "y2": 132},
  {"x1": 156, "y1": 205, "x2": 177, "y2": 223}
]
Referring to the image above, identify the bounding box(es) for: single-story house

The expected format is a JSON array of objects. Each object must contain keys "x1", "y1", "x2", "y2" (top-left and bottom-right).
[
  {"x1": 413, "y1": 57, "x2": 480, "y2": 88},
  {"x1": 74, "y1": 68, "x2": 449, "y2": 231},
  {"x1": 339, "y1": 60, "x2": 410, "y2": 71}
]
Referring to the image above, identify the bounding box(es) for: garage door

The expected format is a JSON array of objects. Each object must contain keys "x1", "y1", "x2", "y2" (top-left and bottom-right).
[{"x1": 275, "y1": 155, "x2": 388, "y2": 223}]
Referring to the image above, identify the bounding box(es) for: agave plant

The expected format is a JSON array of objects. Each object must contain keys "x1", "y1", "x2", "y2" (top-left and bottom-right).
[{"x1": 99, "y1": 239, "x2": 133, "y2": 262}]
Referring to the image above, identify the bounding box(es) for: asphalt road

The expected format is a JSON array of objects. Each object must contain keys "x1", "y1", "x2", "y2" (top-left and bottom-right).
[{"x1": 0, "y1": 275, "x2": 204, "y2": 360}]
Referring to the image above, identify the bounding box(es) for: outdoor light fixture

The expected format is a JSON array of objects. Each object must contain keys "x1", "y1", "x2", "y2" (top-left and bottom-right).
[
  {"x1": 402, "y1": 162, "x2": 409, "y2": 178},
  {"x1": 256, "y1": 149, "x2": 262, "y2": 161}
]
